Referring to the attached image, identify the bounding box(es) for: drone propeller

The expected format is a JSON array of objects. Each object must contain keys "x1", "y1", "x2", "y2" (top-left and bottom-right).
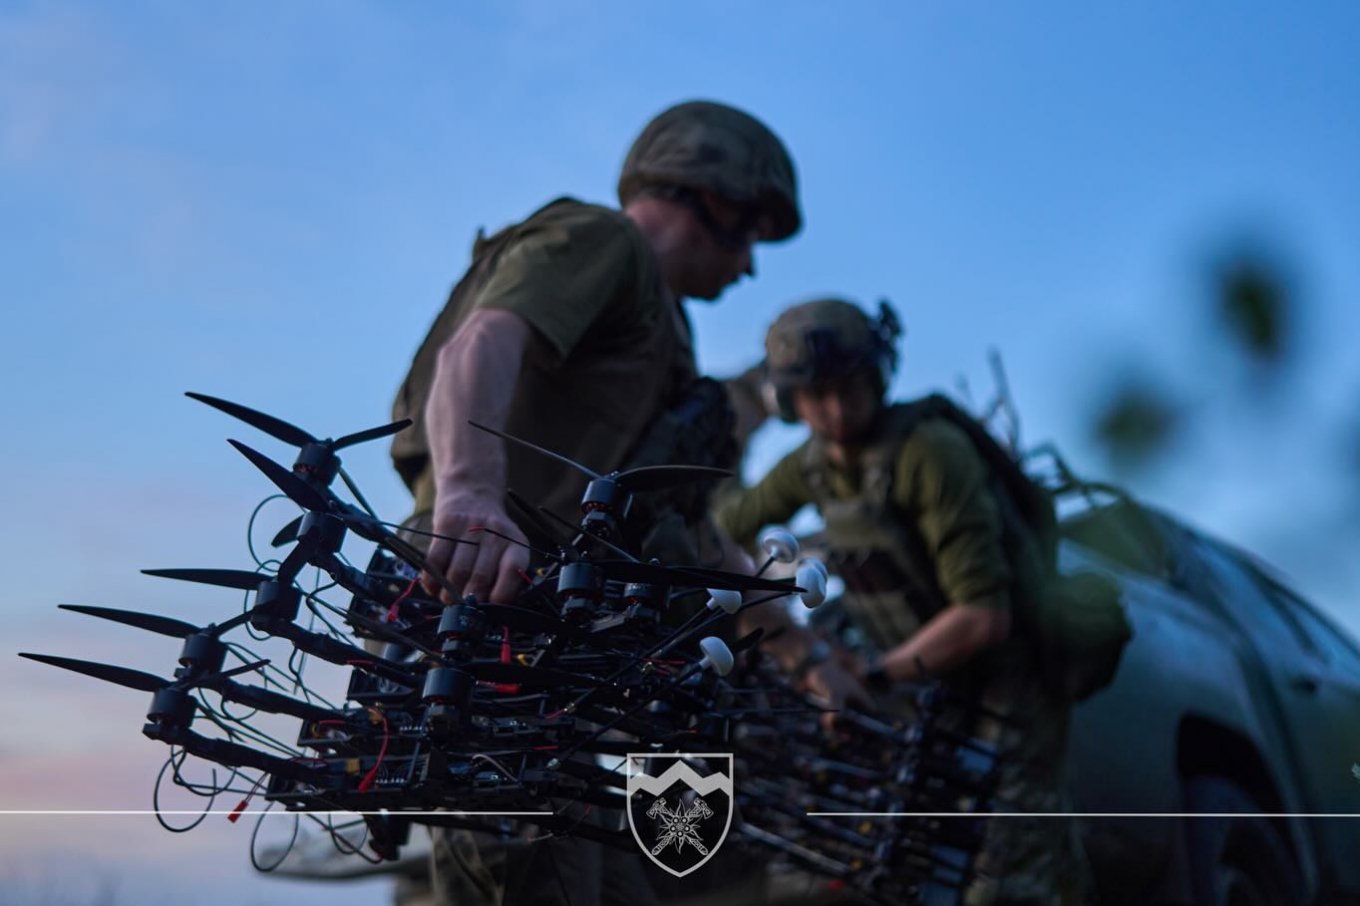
[
  {"x1": 142, "y1": 567, "x2": 269, "y2": 591},
  {"x1": 530, "y1": 501, "x2": 631, "y2": 559},
  {"x1": 731, "y1": 626, "x2": 765, "y2": 653},
  {"x1": 58, "y1": 604, "x2": 199, "y2": 639},
  {"x1": 186, "y1": 392, "x2": 409, "y2": 453},
  {"x1": 506, "y1": 489, "x2": 574, "y2": 551},
  {"x1": 271, "y1": 515, "x2": 304, "y2": 548},
  {"x1": 470, "y1": 422, "x2": 732, "y2": 493},
  {"x1": 524, "y1": 500, "x2": 794, "y2": 594},
  {"x1": 19, "y1": 652, "x2": 167, "y2": 692},
  {"x1": 18, "y1": 652, "x2": 271, "y2": 694},
  {"x1": 611, "y1": 464, "x2": 733, "y2": 493},
  {"x1": 227, "y1": 439, "x2": 330, "y2": 511},
  {"x1": 226, "y1": 439, "x2": 471, "y2": 586},
  {"x1": 469, "y1": 421, "x2": 601, "y2": 480},
  {"x1": 187, "y1": 392, "x2": 315, "y2": 446},
  {"x1": 58, "y1": 604, "x2": 254, "y2": 643},
  {"x1": 331, "y1": 420, "x2": 410, "y2": 451}
]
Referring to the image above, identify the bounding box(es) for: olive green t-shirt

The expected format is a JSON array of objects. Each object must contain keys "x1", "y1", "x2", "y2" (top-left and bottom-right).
[
  {"x1": 398, "y1": 198, "x2": 697, "y2": 523},
  {"x1": 716, "y1": 416, "x2": 1013, "y2": 610}
]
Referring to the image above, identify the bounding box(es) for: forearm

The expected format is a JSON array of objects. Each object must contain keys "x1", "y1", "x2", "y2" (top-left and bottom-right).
[
  {"x1": 876, "y1": 603, "x2": 1011, "y2": 682},
  {"x1": 426, "y1": 309, "x2": 531, "y2": 498}
]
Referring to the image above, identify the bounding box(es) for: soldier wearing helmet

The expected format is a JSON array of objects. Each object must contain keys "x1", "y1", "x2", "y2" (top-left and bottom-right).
[
  {"x1": 388, "y1": 101, "x2": 821, "y2": 906},
  {"x1": 720, "y1": 299, "x2": 1089, "y2": 906}
]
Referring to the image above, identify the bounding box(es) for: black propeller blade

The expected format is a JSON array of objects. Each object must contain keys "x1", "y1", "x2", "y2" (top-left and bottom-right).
[
  {"x1": 187, "y1": 392, "x2": 410, "y2": 452},
  {"x1": 186, "y1": 392, "x2": 316, "y2": 447},
  {"x1": 469, "y1": 421, "x2": 600, "y2": 480},
  {"x1": 58, "y1": 604, "x2": 198, "y2": 639},
  {"x1": 731, "y1": 626, "x2": 765, "y2": 653},
  {"x1": 19, "y1": 653, "x2": 168, "y2": 693},
  {"x1": 227, "y1": 439, "x2": 330, "y2": 511},
  {"x1": 612, "y1": 464, "x2": 734, "y2": 493},
  {"x1": 142, "y1": 567, "x2": 268, "y2": 591},
  {"x1": 271, "y1": 514, "x2": 304, "y2": 548},
  {"x1": 531, "y1": 504, "x2": 644, "y2": 563},
  {"x1": 506, "y1": 488, "x2": 574, "y2": 551},
  {"x1": 19, "y1": 652, "x2": 269, "y2": 694},
  {"x1": 211, "y1": 658, "x2": 270, "y2": 682},
  {"x1": 670, "y1": 565, "x2": 799, "y2": 595},
  {"x1": 469, "y1": 422, "x2": 732, "y2": 493},
  {"x1": 331, "y1": 420, "x2": 410, "y2": 451}
]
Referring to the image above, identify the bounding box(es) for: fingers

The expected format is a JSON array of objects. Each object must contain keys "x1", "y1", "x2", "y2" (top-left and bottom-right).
[
  {"x1": 421, "y1": 532, "x2": 458, "y2": 598},
  {"x1": 442, "y1": 528, "x2": 485, "y2": 603},
  {"x1": 490, "y1": 541, "x2": 531, "y2": 604},
  {"x1": 421, "y1": 501, "x2": 529, "y2": 604}
]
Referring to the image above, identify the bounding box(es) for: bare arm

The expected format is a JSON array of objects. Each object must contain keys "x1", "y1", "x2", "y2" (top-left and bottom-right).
[
  {"x1": 871, "y1": 603, "x2": 1011, "y2": 683},
  {"x1": 421, "y1": 308, "x2": 533, "y2": 603}
]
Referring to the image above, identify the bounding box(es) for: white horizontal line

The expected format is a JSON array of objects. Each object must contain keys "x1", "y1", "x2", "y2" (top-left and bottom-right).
[
  {"x1": 807, "y1": 812, "x2": 1360, "y2": 818},
  {"x1": 0, "y1": 810, "x2": 554, "y2": 817}
]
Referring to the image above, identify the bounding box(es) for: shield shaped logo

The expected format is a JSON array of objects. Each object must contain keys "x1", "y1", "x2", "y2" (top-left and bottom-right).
[{"x1": 626, "y1": 752, "x2": 734, "y2": 877}]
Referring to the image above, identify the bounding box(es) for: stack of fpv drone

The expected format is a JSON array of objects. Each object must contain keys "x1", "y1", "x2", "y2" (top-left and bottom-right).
[{"x1": 21, "y1": 393, "x2": 1004, "y2": 905}]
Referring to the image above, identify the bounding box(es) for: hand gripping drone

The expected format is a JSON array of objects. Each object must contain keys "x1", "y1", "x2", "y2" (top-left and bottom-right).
[{"x1": 20, "y1": 393, "x2": 1007, "y2": 904}]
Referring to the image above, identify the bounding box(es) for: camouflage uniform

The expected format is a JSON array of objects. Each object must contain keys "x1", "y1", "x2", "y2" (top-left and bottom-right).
[
  {"x1": 718, "y1": 299, "x2": 1088, "y2": 906},
  {"x1": 388, "y1": 101, "x2": 802, "y2": 906}
]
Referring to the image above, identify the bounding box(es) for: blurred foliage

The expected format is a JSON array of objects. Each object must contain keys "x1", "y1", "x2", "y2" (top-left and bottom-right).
[
  {"x1": 1215, "y1": 254, "x2": 1291, "y2": 367},
  {"x1": 1091, "y1": 382, "x2": 1180, "y2": 471},
  {"x1": 1089, "y1": 242, "x2": 1296, "y2": 472}
]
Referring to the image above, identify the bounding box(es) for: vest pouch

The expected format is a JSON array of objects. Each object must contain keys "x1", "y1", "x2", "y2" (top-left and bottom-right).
[{"x1": 1033, "y1": 570, "x2": 1132, "y2": 701}]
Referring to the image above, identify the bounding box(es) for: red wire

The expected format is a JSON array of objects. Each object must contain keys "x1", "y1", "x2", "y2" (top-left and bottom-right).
[
  {"x1": 357, "y1": 708, "x2": 390, "y2": 793},
  {"x1": 387, "y1": 576, "x2": 419, "y2": 623}
]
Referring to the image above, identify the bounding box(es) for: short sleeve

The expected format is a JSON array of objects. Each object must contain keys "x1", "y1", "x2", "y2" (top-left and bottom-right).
[
  {"x1": 894, "y1": 420, "x2": 1012, "y2": 610},
  {"x1": 474, "y1": 211, "x2": 638, "y2": 362}
]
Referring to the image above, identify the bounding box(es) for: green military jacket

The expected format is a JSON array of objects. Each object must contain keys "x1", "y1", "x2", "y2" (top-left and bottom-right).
[
  {"x1": 718, "y1": 402, "x2": 1045, "y2": 652},
  {"x1": 391, "y1": 198, "x2": 697, "y2": 525}
]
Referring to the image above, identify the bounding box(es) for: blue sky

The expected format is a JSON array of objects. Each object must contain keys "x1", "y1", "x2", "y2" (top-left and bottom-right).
[{"x1": 4, "y1": 2, "x2": 1360, "y2": 903}]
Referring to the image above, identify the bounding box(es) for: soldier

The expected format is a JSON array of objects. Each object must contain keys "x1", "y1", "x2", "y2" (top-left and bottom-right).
[
  {"x1": 388, "y1": 101, "x2": 802, "y2": 906},
  {"x1": 718, "y1": 298, "x2": 1089, "y2": 906}
]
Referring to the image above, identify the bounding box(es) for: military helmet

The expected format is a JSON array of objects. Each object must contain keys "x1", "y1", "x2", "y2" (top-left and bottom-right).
[
  {"x1": 765, "y1": 298, "x2": 902, "y2": 422},
  {"x1": 618, "y1": 100, "x2": 801, "y2": 241}
]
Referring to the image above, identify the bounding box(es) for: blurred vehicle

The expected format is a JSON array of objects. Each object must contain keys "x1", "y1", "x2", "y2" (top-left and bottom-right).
[{"x1": 1051, "y1": 489, "x2": 1360, "y2": 906}]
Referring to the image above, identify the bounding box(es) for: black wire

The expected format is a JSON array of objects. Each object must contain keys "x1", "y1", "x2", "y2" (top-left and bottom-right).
[
  {"x1": 247, "y1": 493, "x2": 292, "y2": 569},
  {"x1": 302, "y1": 595, "x2": 353, "y2": 644},
  {"x1": 227, "y1": 641, "x2": 337, "y2": 709},
  {"x1": 154, "y1": 750, "x2": 215, "y2": 832},
  {"x1": 243, "y1": 583, "x2": 271, "y2": 642},
  {"x1": 338, "y1": 466, "x2": 380, "y2": 521},
  {"x1": 196, "y1": 696, "x2": 304, "y2": 759},
  {"x1": 167, "y1": 745, "x2": 241, "y2": 798},
  {"x1": 249, "y1": 802, "x2": 300, "y2": 873},
  {"x1": 219, "y1": 695, "x2": 261, "y2": 725},
  {"x1": 312, "y1": 811, "x2": 373, "y2": 860},
  {"x1": 298, "y1": 793, "x2": 386, "y2": 864}
]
